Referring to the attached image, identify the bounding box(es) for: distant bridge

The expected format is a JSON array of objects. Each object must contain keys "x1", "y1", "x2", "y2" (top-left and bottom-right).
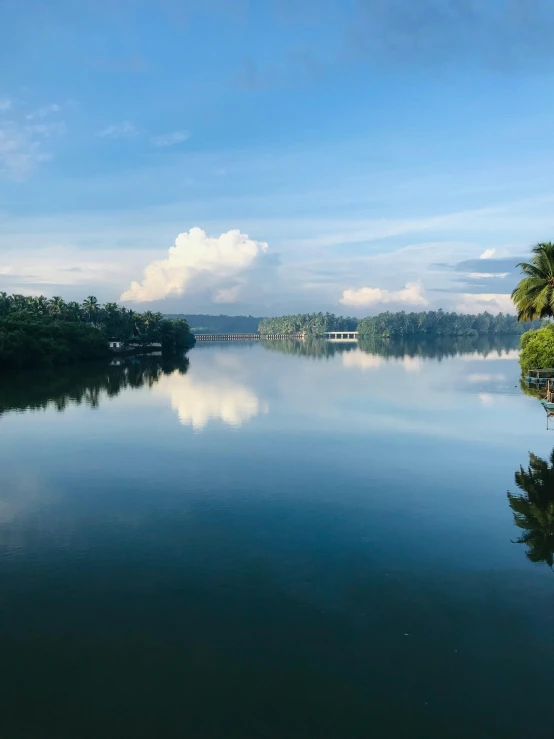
[
  {"x1": 195, "y1": 331, "x2": 358, "y2": 342},
  {"x1": 325, "y1": 331, "x2": 358, "y2": 342},
  {"x1": 195, "y1": 333, "x2": 305, "y2": 342}
]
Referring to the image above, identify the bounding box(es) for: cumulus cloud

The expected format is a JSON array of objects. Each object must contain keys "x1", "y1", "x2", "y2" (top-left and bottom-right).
[
  {"x1": 480, "y1": 248, "x2": 496, "y2": 259},
  {"x1": 98, "y1": 121, "x2": 138, "y2": 138},
  {"x1": 152, "y1": 131, "x2": 190, "y2": 147},
  {"x1": 340, "y1": 281, "x2": 428, "y2": 307},
  {"x1": 120, "y1": 227, "x2": 269, "y2": 303}
]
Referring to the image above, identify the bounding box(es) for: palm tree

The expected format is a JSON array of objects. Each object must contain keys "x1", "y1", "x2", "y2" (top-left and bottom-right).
[
  {"x1": 507, "y1": 449, "x2": 554, "y2": 568},
  {"x1": 82, "y1": 295, "x2": 99, "y2": 324},
  {"x1": 512, "y1": 242, "x2": 554, "y2": 321},
  {"x1": 48, "y1": 296, "x2": 66, "y2": 316},
  {"x1": 65, "y1": 301, "x2": 83, "y2": 321}
]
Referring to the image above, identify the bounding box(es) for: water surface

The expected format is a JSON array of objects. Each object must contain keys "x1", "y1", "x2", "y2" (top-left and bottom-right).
[{"x1": 1, "y1": 338, "x2": 553, "y2": 738}]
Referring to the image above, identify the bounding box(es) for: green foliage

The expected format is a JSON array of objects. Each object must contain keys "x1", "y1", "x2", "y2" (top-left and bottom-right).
[
  {"x1": 357, "y1": 310, "x2": 541, "y2": 338},
  {"x1": 519, "y1": 323, "x2": 554, "y2": 373},
  {"x1": 258, "y1": 312, "x2": 358, "y2": 335},
  {"x1": 0, "y1": 316, "x2": 109, "y2": 369},
  {"x1": 512, "y1": 242, "x2": 554, "y2": 321},
  {"x1": 0, "y1": 293, "x2": 195, "y2": 370},
  {"x1": 508, "y1": 449, "x2": 554, "y2": 568}
]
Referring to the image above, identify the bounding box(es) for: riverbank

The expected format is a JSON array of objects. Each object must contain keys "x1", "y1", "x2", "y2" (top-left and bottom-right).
[{"x1": 0, "y1": 294, "x2": 195, "y2": 370}]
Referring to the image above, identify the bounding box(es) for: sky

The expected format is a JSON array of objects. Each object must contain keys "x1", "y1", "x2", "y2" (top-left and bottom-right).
[{"x1": 2, "y1": 0, "x2": 554, "y2": 316}]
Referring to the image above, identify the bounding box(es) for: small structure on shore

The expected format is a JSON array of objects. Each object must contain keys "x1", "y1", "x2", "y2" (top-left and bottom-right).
[{"x1": 108, "y1": 338, "x2": 124, "y2": 350}]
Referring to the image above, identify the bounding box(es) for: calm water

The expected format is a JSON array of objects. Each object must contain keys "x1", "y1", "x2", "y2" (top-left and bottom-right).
[{"x1": 1, "y1": 338, "x2": 553, "y2": 739}]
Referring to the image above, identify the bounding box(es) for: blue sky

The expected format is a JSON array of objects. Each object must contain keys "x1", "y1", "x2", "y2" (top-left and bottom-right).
[{"x1": 2, "y1": 0, "x2": 554, "y2": 315}]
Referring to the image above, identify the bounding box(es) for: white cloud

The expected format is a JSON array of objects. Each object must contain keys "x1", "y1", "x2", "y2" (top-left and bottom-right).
[
  {"x1": 120, "y1": 227, "x2": 269, "y2": 303},
  {"x1": 154, "y1": 370, "x2": 267, "y2": 429},
  {"x1": 26, "y1": 104, "x2": 60, "y2": 120},
  {"x1": 152, "y1": 130, "x2": 190, "y2": 147},
  {"x1": 0, "y1": 99, "x2": 64, "y2": 179},
  {"x1": 98, "y1": 122, "x2": 138, "y2": 138},
  {"x1": 466, "y1": 272, "x2": 509, "y2": 279},
  {"x1": 455, "y1": 292, "x2": 515, "y2": 315},
  {"x1": 340, "y1": 281, "x2": 428, "y2": 307},
  {"x1": 0, "y1": 245, "x2": 141, "y2": 292},
  {"x1": 480, "y1": 248, "x2": 496, "y2": 259}
]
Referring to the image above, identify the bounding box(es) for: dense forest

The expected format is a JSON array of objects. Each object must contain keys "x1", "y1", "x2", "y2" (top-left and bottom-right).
[
  {"x1": 0, "y1": 293, "x2": 194, "y2": 370},
  {"x1": 357, "y1": 311, "x2": 543, "y2": 337},
  {"x1": 256, "y1": 310, "x2": 540, "y2": 337},
  {"x1": 258, "y1": 313, "x2": 358, "y2": 335},
  {"x1": 167, "y1": 314, "x2": 263, "y2": 334}
]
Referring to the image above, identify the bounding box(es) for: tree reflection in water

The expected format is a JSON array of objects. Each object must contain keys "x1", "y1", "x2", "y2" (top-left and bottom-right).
[
  {"x1": 260, "y1": 334, "x2": 520, "y2": 361},
  {"x1": 0, "y1": 354, "x2": 190, "y2": 416},
  {"x1": 508, "y1": 449, "x2": 554, "y2": 569}
]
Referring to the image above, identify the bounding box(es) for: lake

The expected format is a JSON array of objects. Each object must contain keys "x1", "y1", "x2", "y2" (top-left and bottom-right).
[{"x1": 1, "y1": 337, "x2": 553, "y2": 739}]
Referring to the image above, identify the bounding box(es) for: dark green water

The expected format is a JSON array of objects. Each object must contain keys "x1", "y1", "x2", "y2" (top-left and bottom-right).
[{"x1": 1, "y1": 338, "x2": 553, "y2": 739}]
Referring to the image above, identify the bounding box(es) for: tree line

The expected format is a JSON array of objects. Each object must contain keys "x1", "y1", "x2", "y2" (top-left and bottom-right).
[
  {"x1": 0, "y1": 293, "x2": 194, "y2": 370},
  {"x1": 357, "y1": 310, "x2": 541, "y2": 338},
  {"x1": 258, "y1": 312, "x2": 358, "y2": 335},
  {"x1": 257, "y1": 309, "x2": 541, "y2": 338}
]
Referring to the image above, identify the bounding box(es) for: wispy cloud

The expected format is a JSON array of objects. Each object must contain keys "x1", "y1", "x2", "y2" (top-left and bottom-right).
[
  {"x1": 466, "y1": 272, "x2": 509, "y2": 279},
  {"x1": 480, "y1": 248, "x2": 496, "y2": 259},
  {"x1": 98, "y1": 121, "x2": 138, "y2": 138},
  {"x1": 0, "y1": 100, "x2": 64, "y2": 179},
  {"x1": 151, "y1": 130, "x2": 190, "y2": 147},
  {"x1": 0, "y1": 124, "x2": 52, "y2": 179},
  {"x1": 26, "y1": 103, "x2": 60, "y2": 120}
]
